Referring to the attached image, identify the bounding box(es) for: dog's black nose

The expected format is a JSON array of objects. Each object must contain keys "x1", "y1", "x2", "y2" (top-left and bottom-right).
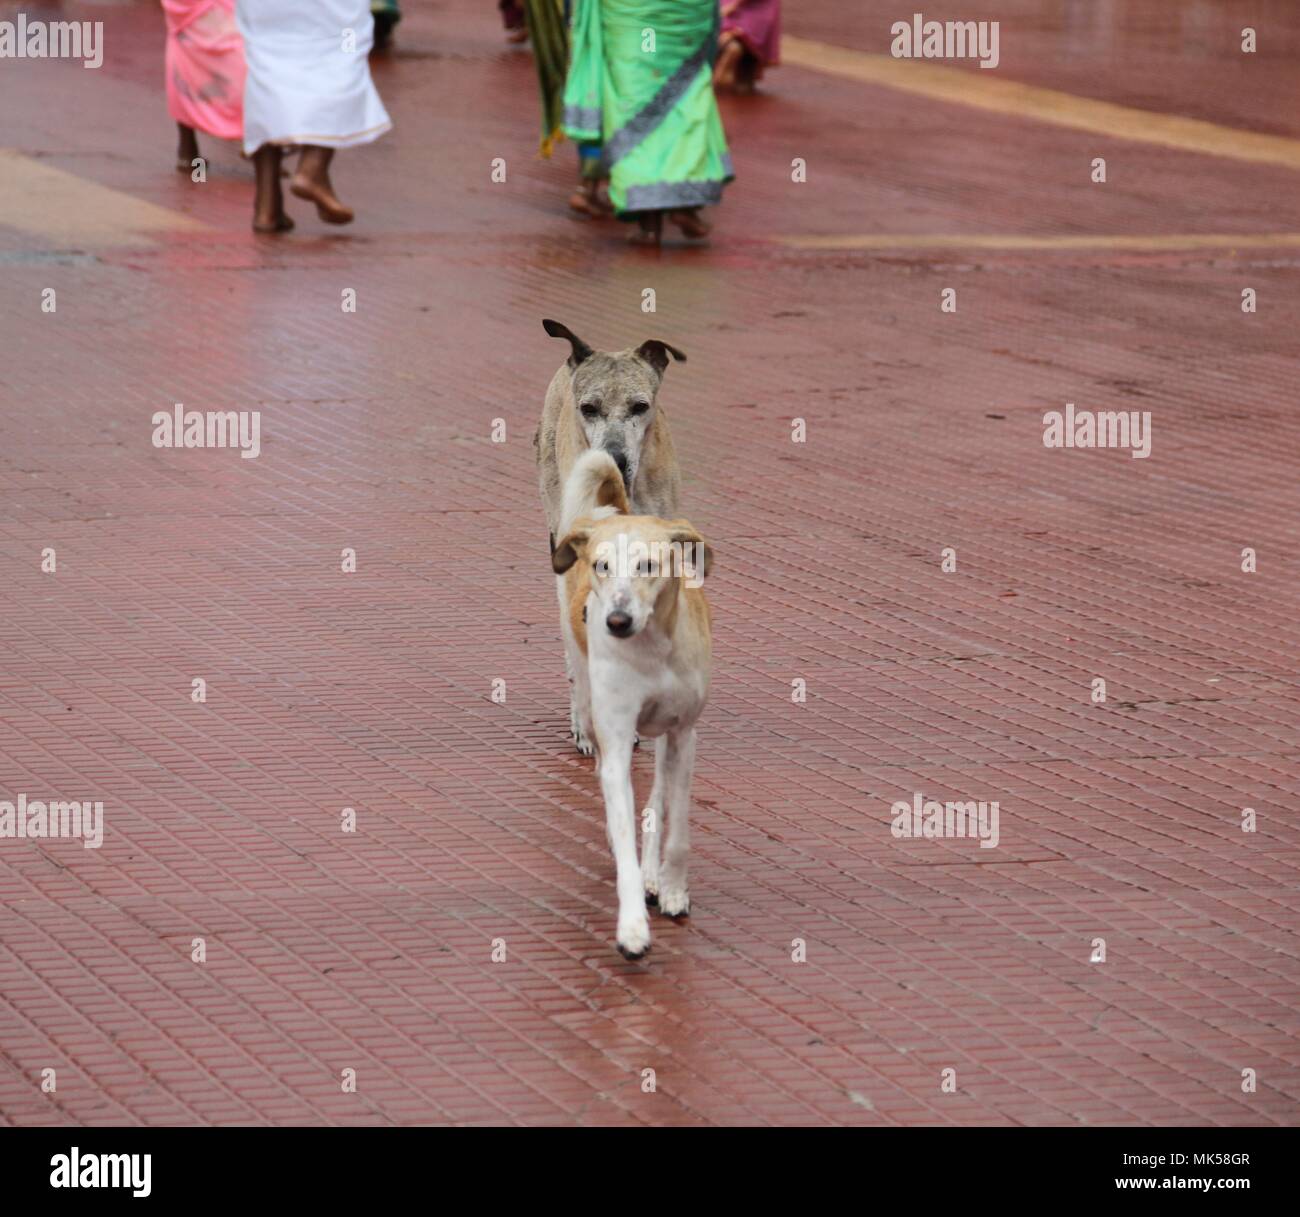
[
  {"x1": 610, "y1": 450, "x2": 629, "y2": 482},
  {"x1": 606, "y1": 611, "x2": 633, "y2": 637}
]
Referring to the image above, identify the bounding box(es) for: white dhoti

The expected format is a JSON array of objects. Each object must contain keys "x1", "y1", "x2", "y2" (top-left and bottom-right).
[{"x1": 236, "y1": 0, "x2": 392, "y2": 155}]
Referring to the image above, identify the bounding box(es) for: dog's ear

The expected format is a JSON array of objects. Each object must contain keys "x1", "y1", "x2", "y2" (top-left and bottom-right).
[
  {"x1": 551, "y1": 526, "x2": 591, "y2": 574},
  {"x1": 635, "y1": 339, "x2": 687, "y2": 377},
  {"x1": 667, "y1": 524, "x2": 713, "y2": 580},
  {"x1": 543, "y1": 319, "x2": 593, "y2": 368}
]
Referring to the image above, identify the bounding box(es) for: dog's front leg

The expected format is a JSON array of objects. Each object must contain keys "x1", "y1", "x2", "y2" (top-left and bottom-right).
[
  {"x1": 598, "y1": 734, "x2": 652, "y2": 959},
  {"x1": 569, "y1": 657, "x2": 595, "y2": 757},
  {"x1": 640, "y1": 736, "x2": 668, "y2": 904},
  {"x1": 559, "y1": 578, "x2": 595, "y2": 756},
  {"x1": 658, "y1": 726, "x2": 696, "y2": 919}
]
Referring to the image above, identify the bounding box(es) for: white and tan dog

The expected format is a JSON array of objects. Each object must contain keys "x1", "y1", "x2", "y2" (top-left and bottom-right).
[{"x1": 551, "y1": 450, "x2": 713, "y2": 959}]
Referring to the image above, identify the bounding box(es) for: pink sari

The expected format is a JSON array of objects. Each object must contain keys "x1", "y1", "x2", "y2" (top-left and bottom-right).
[
  {"x1": 163, "y1": 0, "x2": 245, "y2": 141},
  {"x1": 721, "y1": 0, "x2": 780, "y2": 70}
]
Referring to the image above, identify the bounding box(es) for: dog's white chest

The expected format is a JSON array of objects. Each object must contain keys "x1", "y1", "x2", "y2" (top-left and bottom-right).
[
  {"x1": 636, "y1": 698, "x2": 677, "y2": 736},
  {"x1": 633, "y1": 671, "x2": 706, "y2": 738}
]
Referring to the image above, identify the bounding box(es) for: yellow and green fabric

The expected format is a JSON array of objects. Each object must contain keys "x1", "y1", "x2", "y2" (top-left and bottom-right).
[{"x1": 563, "y1": 0, "x2": 733, "y2": 214}]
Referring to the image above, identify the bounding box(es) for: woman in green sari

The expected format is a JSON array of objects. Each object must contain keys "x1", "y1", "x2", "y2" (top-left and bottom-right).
[{"x1": 563, "y1": 0, "x2": 733, "y2": 242}]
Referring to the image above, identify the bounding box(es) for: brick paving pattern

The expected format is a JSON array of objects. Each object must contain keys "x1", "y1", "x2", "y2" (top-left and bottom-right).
[{"x1": 0, "y1": 1, "x2": 1296, "y2": 1125}]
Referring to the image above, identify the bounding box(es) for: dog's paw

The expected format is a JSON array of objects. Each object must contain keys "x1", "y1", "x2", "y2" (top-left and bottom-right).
[
  {"x1": 616, "y1": 916, "x2": 652, "y2": 960},
  {"x1": 570, "y1": 701, "x2": 595, "y2": 756},
  {"x1": 572, "y1": 717, "x2": 595, "y2": 754},
  {"x1": 642, "y1": 870, "x2": 659, "y2": 905},
  {"x1": 657, "y1": 880, "x2": 690, "y2": 920}
]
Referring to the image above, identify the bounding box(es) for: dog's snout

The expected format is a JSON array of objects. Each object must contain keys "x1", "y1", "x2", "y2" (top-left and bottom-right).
[
  {"x1": 605, "y1": 610, "x2": 634, "y2": 637},
  {"x1": 608, "y1": 449, "x2": 629, "y2": 482}
]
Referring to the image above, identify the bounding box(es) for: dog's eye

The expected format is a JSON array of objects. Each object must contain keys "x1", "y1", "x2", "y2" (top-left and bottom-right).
[
  {"x1": 580, "y1": 402, "x2": 601, "y2": 418},
  {"x1": 628, "y1": 401, "x2": 650, "y2": 416}
]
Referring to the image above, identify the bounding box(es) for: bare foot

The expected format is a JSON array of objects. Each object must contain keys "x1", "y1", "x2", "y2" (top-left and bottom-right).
[
  {"x1": 669, "y1": 208, "x2": 711, "y2": 239},
  {"x1": 252, "y1": 212, "x2": 295, "y2": 234},
  {"x1": 568, "y1": 184, "x2": 612, "y2": 218},
  {"x1": 713, "y1": 39, "x2": 744, "y2": 90},
  {"x1": 289, "y1": 173, "x2": 354, "y2": 224}
]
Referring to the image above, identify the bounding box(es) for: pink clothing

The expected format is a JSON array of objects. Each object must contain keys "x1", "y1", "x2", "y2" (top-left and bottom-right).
[
  {"x1": 163, "y1": 0, "x2": 245, "y2": 141},
  {"x1": 722, "y1": 0, "x2": 780, "y2": 68}
]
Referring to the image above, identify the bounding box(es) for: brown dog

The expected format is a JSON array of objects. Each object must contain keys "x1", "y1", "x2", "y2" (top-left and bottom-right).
[{"x1": 534, "y1": 319, "x2": 686, "y2": 550}]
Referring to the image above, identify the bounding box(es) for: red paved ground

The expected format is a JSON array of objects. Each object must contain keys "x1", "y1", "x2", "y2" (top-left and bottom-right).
[{"x1": 0, "y1": 1, "x2": 1297, "y2": 1125}]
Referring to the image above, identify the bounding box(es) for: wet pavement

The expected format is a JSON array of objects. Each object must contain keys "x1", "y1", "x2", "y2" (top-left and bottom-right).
[{"x1": 0, "y1": 0, "x2": 1297, "y2": 1125}]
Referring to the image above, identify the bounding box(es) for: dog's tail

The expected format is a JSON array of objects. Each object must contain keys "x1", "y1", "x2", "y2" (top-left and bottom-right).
[{"x1": 560, "y1": 450, "x2": 630, "y2": 535}]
